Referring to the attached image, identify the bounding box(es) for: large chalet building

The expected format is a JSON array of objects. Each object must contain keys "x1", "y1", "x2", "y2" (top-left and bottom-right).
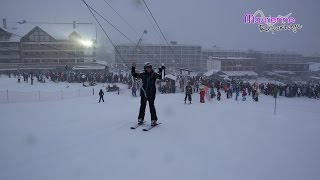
[{"x1": 0, "y1": 19, "x2": 96, "y2": 71}]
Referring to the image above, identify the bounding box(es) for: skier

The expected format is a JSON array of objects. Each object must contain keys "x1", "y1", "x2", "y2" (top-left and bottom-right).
[
  {"x1": 242, "y1": 89, "x2": 247, "y2": 101},
  {"x1": 297, "y1": 87, "x2": 301, "y2": 97},
  {"x1": 235, "y1": 87, "x2": 240, "y2": 101},
  {"x1": 253, "y1": 89, "x2": 259, "y2": 102},
  {"x1": 17, "y1": 74, "x2": 21, "y2": 83},
  {"x1": 184, "y1": 82, "x2": 193, "y2": 104},
  {"x1": 132, "y1": 84, "x2": 137, "y2": 97},
  {"x1": 132, "y1": 62, "x2": 165, "y2": 126},
  {"x1": 210, "y1": 87, "x2": 216, "y2": 99},
  {"x1": 217, "y1": 90, "x2": 221, "y2": 101},
  {"x1": 199, "y1": 86, "x2": 206, "y2": 103},
  {"x1": 194, "y1": 81, "x2": 199, "y2": 92},
  {"x1": 227, "y1": 87, "x2": 232, "y2": 99},
  {"x1": 98, "y1": 89, "x2": 104, "y2": 103},
  {"x1": 31, "y1": 76, "x2": 34, "y2": 85}
]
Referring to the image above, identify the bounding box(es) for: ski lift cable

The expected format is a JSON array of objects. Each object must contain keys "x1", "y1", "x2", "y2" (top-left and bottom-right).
[
  {"x1": 102, "y1": 0, "x2": 166, "y2": 63},
  {"x1": 84, "y1": 1, "x2": 156, "y2": 60},
  {"x1": 85, "y1": 3, "x2": 137, "y2": 45},
  {"x1": 102, "y1": 0, "x2": 140, "y2": 38},
  {"x1": 81, "y1": 0, "x2": 129, "y2": 68},
  {"x1": 138, "y1": 1, "x2": 166, "y2": 45},
  {"x1": 141, "y1": 0, "x2": 180, "y2": 65}
]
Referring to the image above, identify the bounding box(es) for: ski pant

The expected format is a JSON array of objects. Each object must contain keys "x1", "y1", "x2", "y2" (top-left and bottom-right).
[
  {"x1": 200, "y1": 95, "x2": 205, "y2": 103},
  {"x1": 132, "y1": 91, "x2": 136, "y2": 97},
  {"x1": 185, "y1": 94, "x2": 192, "y2": 102},
  {"x1": 99, "y1": 96, "x2": 104, "y2": 102},
  {"x1": 138, "y1": 95, "x2": 158, "y2": 121}
]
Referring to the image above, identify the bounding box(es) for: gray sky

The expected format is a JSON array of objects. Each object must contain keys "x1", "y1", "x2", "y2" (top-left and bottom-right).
[{"x1": 1, "y1": 0, "x2": 319, "y2": 55}]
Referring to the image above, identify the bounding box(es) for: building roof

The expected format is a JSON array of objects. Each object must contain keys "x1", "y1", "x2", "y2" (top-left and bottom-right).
[
  {"x1": 0, "y1": 26, "x2": 12, "y2": 36},
  {"x1": 273, "y1": 70, "x2": 295, "y2": 75},
  {"x1": 202, "y1": 49, "x2": 246, "y2": 53},
  {"x1": 202, "y1": 48, "x2": 300, "y2": 56},
  {"x1": 222, "y1": 71, "x2": 258, "y2": 76},
  {"x1": 165, "y1": 74, "x2": 177, "y2": 81},
  {"x1": 203, "y1": 69, "x2": 220, "y2": 77},
  {"x1": 177, "y1": 68, "x2": 194, "y2": 72},
  {"x1": 0, "y1": 27, "x2": 19, "y2": 42},
  {"x1": 310, "y1": 76, "x2": 320, "y2": 80},
  {"x1": 2, "y1": 23, "x2": 96, "y2": 42},
  {"x1": 72, "y1": 66, "x2": 106, "y2": 70},
  {"x1": 267, "y1": 62, "x2": 309, "y2": 65},
  {"x1": 210, "y1": 57, "x2": 256, "y2": 60},
  {"x1": 116, "y1": 43, "x2": 201, "y2": 48},
  {"x1": 94, "y1": 60, "x2": 108, "y2": 66},
  {"x1": 309, "y1": 63, "x2": 320, "y2": 72}
]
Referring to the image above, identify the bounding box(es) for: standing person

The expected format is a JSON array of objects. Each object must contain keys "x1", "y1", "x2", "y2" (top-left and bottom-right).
[
  {"x1": 297, "y1": 87, "x2": 301, "y2": 97},
  {"x1": 227, "y1": 87, "x2": 233, "y2": 99},
  {"x1": 98, "y1": 89, "x2": 104, "y2": 103},
  {"x1": 193, "y1": 81, "x2": 197, "y2": 92},
  {"x1": 253, "y1": 89, "x2": 259, "y2": 102},
  {"x1": 199, "y1": 86, "x2": 206, "y2": 103},
  {"x1": 194, "y1": 80, "x2": 200, "y2": 93},
  {"x1": 235, "y1": 87, "x2": 240, "y2": 101},
  {"x1": 217, "y1": 90, "x2": 221, "y2": 101},
  {"x1": 132, "y1": 62, "x2": 165, "y2": 126},
  {"x1": 132, "y1": 85, "x2": 137, "y2": 97},
  {"x1": 210, "y1": 87, "x2": 216, "y2": 99},
  {"x1": 184, "y1": 83, "x2": 193, "y2": 104},
  {"x1": 17, "y1": 74, "x2": 21, "y2": 83},
  {"x1": 226, "y1": 87, "x2": 230, "y2": 99},
  {"x1": 242, "y1": 89, "x2": 247, "y2": 101}
]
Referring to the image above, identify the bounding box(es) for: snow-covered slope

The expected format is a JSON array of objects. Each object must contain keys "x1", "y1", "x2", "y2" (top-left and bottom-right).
[{"x1": 0, "y1": 77, "x2": 319, "y2": 180}]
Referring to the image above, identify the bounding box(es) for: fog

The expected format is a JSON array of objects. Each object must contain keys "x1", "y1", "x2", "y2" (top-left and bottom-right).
[{"x1": 1, "y1": 0, "x2": 319, "y2": 55}]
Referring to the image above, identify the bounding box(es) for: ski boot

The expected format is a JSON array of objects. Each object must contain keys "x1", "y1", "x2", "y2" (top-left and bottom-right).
[
  {"x1": 138, "y1": 118, "x2": 144, "y2": 125},
  {"x1": 151, "y1": 120, "x2": 157, "y2": 127}
]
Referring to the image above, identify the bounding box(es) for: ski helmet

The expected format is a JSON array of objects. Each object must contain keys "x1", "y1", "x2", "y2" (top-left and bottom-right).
[{"x1": 143, "y1": 62, "x2": 152, "y2": 69}]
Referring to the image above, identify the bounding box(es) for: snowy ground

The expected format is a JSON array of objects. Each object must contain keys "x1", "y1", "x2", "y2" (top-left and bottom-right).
[{"x1": 0, "y1": 77, "x2": 320, "y2": 180}]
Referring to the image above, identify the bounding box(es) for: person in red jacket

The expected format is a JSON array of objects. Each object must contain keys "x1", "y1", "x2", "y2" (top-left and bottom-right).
[{"x1": 199, "y1": 87, "x2": 206, "y2": 103}]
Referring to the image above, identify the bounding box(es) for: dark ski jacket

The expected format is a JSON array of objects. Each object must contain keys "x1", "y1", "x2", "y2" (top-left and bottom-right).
[
  {"x1": 185, "y1": 85, "x2": 193, "y2": 95},
  {"x1": 131, "y1": 66, "x2": 164, "y2": 98},
  {"x1": 99, "y1": 90, "x2": 104, "y2": 96}
]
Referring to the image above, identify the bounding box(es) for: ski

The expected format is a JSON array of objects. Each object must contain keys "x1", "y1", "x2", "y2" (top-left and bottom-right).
[
  {"x1": 142, "y1": 123, "x2": 162, "y2": 131},
  {"x1": 130, "y1": 122, "x2": 145, "y2": 129}
]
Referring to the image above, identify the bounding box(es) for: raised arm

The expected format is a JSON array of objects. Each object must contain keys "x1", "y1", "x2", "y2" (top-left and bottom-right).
[
  {"x1": 156, "y1": 65, "x2": 165, "y2": 80},
  {"x1": 131, "y1": 62, "x2": 141, "y2": 79}
]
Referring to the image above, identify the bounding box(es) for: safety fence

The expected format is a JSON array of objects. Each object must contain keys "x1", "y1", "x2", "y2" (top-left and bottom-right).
[{"x1": 0, "y1": 88, "x2": 94, "y2": 104}]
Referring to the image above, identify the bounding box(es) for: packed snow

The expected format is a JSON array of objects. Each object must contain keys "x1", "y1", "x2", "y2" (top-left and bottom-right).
[{"x1": 0, "y1": 77, "x2": 320, "y2": 180}]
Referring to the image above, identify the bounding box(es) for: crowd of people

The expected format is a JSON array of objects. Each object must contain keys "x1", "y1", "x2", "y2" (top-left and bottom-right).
[
  {"x1": 1, "y1": 70, "x2": 319, "y2": 104},
  {"x1": 178, "y1": 76, "x2": 320, "y2": 104},
  {"x1": 1, "y1": 70, "x2": 133, "y2": 86}
]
